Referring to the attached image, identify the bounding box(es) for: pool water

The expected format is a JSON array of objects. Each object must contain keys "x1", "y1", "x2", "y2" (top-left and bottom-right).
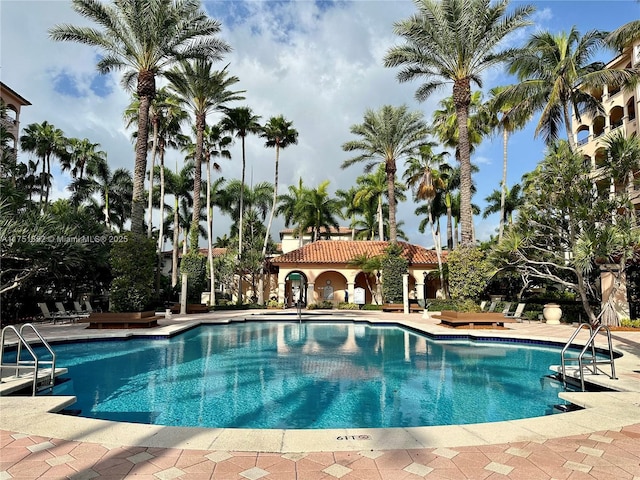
[{"x1": 41, "y1": 322, "x2": 571, "y2": 429}]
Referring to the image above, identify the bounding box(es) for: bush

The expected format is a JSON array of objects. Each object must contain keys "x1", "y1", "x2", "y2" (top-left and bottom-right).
[
  {"x1": 447, "y1": 246, "x2": 493, "y2": 300},
  {"x1": 381, "y1": 244, "x2": 408, "y2": 303},
  {"x1": 426, "y1": 299, "x2": 481, "y2": 312},
  {"x1": 337, "y1": 302, "x2": 359, "y2": 310},
  {"x1": 180, "y1": 251, "x2": 207, "y2": 303},
  {"x1": 266, "y1": 300, "x2": 284, "y2": 308},
  {"x1": 621, "y1": 318, "x2": 640, "y2": 328},
  {"x1": 362, "y1": 304, "x2": 382, "y2": 310},
  {"x1": 109, "y1": 232, "x2": 156, "y2": 312},
  {"x1": 307, "y1": 301, "x2": 333, "y2": 310}
]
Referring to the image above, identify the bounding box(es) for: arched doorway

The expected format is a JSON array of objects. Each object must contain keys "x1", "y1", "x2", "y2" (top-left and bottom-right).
[{"x1": 285, "y1": 271, "x2": 308, "y2": 307}]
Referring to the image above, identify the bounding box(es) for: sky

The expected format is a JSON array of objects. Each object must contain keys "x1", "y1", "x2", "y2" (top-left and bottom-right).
[{"x1": 1, "y1": 0, "x2": 637, "y2": 249}]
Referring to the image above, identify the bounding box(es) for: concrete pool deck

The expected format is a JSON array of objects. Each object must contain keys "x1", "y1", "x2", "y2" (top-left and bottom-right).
[{"x1": 1, "y1": 310, "x2": 640, "y2": 479}]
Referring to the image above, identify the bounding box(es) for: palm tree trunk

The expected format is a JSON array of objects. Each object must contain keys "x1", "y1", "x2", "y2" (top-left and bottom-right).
[
  {"x1": 428, "y1": 208, "x2": 446, "y2": 299},
  {"x1": 104, "y1": 188, "x2": 111, "y2": 230},
  {"x1": 155, "y1": 150, "x2": 166, "y2": 294},
  {"x1": 377, "y1": 195, "x2": 384, "y2": 241},
  {"x1": 206, "y1": 159, "x2": 215, "y2": 306},
  {"x1": 499, "y1": 128, "x2": 508, "y2": 242},
  {"x1": 386, "y1": 164, "x2": 397, "y2": 243},
  {"x1": 453, "y1": 80, "x2": 473, "y2": 246},
  {"x1": 191, "y1": 114, "x2": 205, "y2": 250},
  {"x1": 147, "y1": 120, "x2": 159, "y2": 238},
  {"x1": 172, "y1": 195, "x2": 180, "y2": 288},
  {"x1": 44, "y1": 153, "x2": 51, "y2": 208},
  {"x1": 131, "y1": 94, "x2": 152, "y2": 235},
  {"x1": 237, "y1": 138, "x2": 246, "y2": 305},
  {"x1": 260, "y1": 145, "x2": 280, "y2": 306},
  {"x1": 563, "y1": 103, "x2": 576, "y2": 152}
]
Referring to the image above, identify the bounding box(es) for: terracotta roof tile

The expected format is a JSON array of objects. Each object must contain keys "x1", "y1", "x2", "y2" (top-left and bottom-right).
[{"x1": 270, "y1": 240, "x2": 443, "y2": 266}]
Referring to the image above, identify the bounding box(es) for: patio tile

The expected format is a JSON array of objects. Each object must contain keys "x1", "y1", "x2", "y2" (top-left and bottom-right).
[
  {"x1": 154, "y1": 466, "x2": 187, "y2": 479},
  {"x1": 323, "y1": 463, "x2": 352, "y2": 478},
  {"x1": 239, "y1": 466, "x2": 270, "y2": 479},
  {"x1": 403, "y1": 461, "x2": 433, "y2": 476}
]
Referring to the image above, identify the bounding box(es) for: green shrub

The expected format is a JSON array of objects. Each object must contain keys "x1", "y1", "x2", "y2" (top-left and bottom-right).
[
  {"x1": 362, "y1": 304, "x2": 382, "y2": 310},
  {"x1": 621, "y1": 318, "x2": 640, "y2": 328},
  {"x1": 307, "y1": 301, "x2": 333, "y2": 310},
  {"x1": 109, "y1": 232, "x2": 156, "y2": 312},
  {"x1": 381, "y1": 244, "x2": 408, "y2": 303},
  {"x1": 266, "y1": 300, "x2": 284, "y2": 308},
  {"x1": 337, "y1": 302, "x2": 359, "y2": 310},
  {"x1": 447, "y1": 246, "x2": 493, "y2": 300},
  {"x1": 426, "y1": 299, "x2": 481, "y2": 312},
  {"x1": 180, "y1": 251, "x2": 207, "y2": 303}
]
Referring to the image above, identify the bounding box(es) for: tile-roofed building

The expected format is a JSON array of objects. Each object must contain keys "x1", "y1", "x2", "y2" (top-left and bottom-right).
[
  {"x1": 270, "y1": 240, "x2": 443, "y2": 307},
  {"x1": 279, "y1": 226, "x2": 354, "y2": 254}
]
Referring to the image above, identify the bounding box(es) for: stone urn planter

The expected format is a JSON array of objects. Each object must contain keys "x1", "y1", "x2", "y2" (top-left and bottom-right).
[{"x1": 543, "y1": 303, "x2": 562, "y2": 324}]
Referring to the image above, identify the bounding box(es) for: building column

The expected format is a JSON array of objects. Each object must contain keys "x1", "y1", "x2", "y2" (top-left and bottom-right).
[
  {"x1": 347, "y1": 281, "x2": 355, "y2": 304},
  {"x1": 278, "y1": 281, "x2": 285, "y2": 304},
  {"x1": 306, "y1": 282, "x2": 315, "y2": 306},
  {"x1": 402, "y1": 273, "x2": 409, "y2": 315}
]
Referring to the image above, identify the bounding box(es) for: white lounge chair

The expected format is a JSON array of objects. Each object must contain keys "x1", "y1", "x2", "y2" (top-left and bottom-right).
[
  {"x1": 501, "y1": 302, "x2": 513, "y2": 315},
  {"x1": 486, "y1": 301, "x2": 497, "y2": 312},
  {"x1": 38, "y1": 302, "x2": 76, "y2": 324},
  {"x1": 504, "y1": 302, "x2": 527, "y2": 322},
  {"x1": 54, "y1": 302, "x2": 83, "y2": 323},
  {"x1": 479, "y1": 300, "x2": 487, "y2": 311},
  {"x1": 73, "y1": 301, "x2": 91, "y2": 318}
]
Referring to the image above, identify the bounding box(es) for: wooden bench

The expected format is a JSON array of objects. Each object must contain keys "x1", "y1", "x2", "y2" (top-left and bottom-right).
[
  {"x1": 382, "y1": 303, "x2": 423, "y2": 313},
  {"x1": 432, "y1": 310, "x2": 517, "y2": 329},
  {"x1": 170, "y1": 303, "x2": 209, "y2": 314},
  {"x1": 85, "y1": 311, "x2": 161, "y2": 329}
]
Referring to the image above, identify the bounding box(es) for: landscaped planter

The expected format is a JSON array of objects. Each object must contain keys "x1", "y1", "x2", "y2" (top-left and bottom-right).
[
  {"x1": 543, "y1": 303, "x2": 562, "y2": 324},
  {"x1": 86, "y1": 310, "x2": 159, "y2": 329}
]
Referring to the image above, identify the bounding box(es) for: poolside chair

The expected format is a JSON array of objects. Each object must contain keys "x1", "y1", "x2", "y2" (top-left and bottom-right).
[
  {"x1": 486, "y1": 301, "x2": 497, "y2": 312},
  {"x1": 480, "y1": 300, "x2": 487, "y2": 311},
  {"x1": 504, "y1": 302, "x2": 527, "y2": 322},
  {"x1": 84, "y1": 300, "x2": 96, "y2": 313},
  {"x1": 38, "y1": 302, "x2": 75, "y2": 324},
  {"x1": 501, "y1": 302, "x2": 513, "y2": 315},
  {"x1": 54, "y1": 302, "x2": 83, "y2": 323},
  {"x1": 73, "y1": 301, "x2": 91, "y2": 318}
]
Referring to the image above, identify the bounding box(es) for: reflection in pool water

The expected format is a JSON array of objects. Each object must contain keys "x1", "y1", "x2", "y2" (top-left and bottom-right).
[{"x1": 44, "y1": 322, "x2": 571, "y2": 429}]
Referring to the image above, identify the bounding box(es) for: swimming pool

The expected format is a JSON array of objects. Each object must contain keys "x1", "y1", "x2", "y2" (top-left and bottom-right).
[{"x1": 43, "y1": 322, "x2": 572, "y2": 429}]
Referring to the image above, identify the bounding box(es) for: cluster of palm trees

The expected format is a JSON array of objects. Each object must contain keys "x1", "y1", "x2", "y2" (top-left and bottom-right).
[{"x1": 3, "y1": 0, "x2": 639, "y2": 311}]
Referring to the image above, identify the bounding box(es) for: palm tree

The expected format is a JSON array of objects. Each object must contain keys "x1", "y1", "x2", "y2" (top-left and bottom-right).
[
  {"x1": 502, "y1": 27, "x2": 638, "y2": 150},
  {"x1": 276, "y1": 177, "x2": 309, "y2": 248},
  {"x1": 164, "y1": 161, "x2": 194, "y2": 287},
  {"x1": 482, "y1": 183, "x2": 524, "y2": 227},
  {"x1": 403, "y1": 142, "x2": 449, "y2": 289},
  {"x1": 50, "y1": 0, "x2": 230, "y2": 235},
  {"x1": 487, "y1": 86, "x2": 531, "y2": 241},
  {"x1": 166, "y1": 61, "x2": 243, "y2": 248},
  {"x1": 335, "y1": 187, "x2": 361, "y2": 240},
  {"x1": 342, "y1": 104, "x2": 428, "y2": 243},
  {"x1": 20, "y1": 121, "x2": 67, "y2": 209},
  {"x1": 297, "y1": 180, "x2": 341, "y2": 242},
  {"x1": 69, "y1": 156, "x2": 132, "y2": 231},
  {"x1": 221, "y1": 107, "x2": 262, "y2": 259},
  {"x1": 64, "y1": 138, "x2": 105, "y2": 180},
  {"x1": 260, "y1": 116, "x2": 299, "y2": 257},
  {"x1": 384, "y1": 0, "x2": 534, "y2": 246}
]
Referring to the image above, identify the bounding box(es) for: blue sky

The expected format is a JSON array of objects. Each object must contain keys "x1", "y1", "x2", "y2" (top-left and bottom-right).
[{"x1": 1, "y1": 0, "x2": 637, "y2": 247}]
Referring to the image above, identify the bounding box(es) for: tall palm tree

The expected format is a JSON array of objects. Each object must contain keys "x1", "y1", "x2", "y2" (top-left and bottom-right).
[
  {"x1": 342, "y1": 104, "x2": 428, "y2": 243},
  {"x1": 221, "y1": 107, "x2": 262, "y2": 259},
  {"x1": 64, "y1": 138, "x2": 105, "y2": 180},
  {"x1": 276, "y1": 177, "x2": 309, "y2": 248},
  {"x1": 482, "y1": 183, "x2": 524, "y2": 227},
  {"x1": 502, "y1": 27, "x2": 638, "y2": 150},
  {"x1": 486, "y1": 86, "x2": 531, "y2": 241},
  {"x1": 164, "y1": 161, "x2": 194, "y2": 287},
  {"x1": 260, "y1": 115, "x2": 298, "y2": 257},
  {"x1": 50, "y1": 0, "x2": 230, "y2": 235},
  {"x1": 384, "y1": 0, "x2": 534, "y2": 246},
  {"x1": 335, "y1": 187, "x2": 361, "y2": 241},
  {"x1": 606, "y1": 15, "x2": 640, "y2": 52},
  {"x1": 403, "y1": 142, "x2": 449, "y2": 289},
  {"x1": 297, "y1": 180, "x2": 341, "y2": 242},
  {"x1": 69, "y1": 156, "x2": 132, "y2": 231},
  {"x1": 20, "y1": 121, "x2": 67, "y2": 209},
  {"x1": 166, "y1": 61, "x2": 243, "y2": 248}
]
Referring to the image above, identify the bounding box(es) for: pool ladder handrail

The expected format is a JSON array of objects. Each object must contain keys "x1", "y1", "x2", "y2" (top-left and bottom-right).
[
  {"x1": 560, "y1": 322, "x2": 617, "y2": 391},
  {"x1": 0, "y1": 323, "x2": 56, "y2": 396}
]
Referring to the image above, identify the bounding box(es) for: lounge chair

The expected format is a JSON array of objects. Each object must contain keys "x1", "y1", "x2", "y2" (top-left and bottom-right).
[
  {"x1": 73, "y1": 301, "x2": 91, "y2": 318},
  {"x1": 504, "y1": 302, "x2": 527, "y2": 322},
  {"x1": 38, "y1": 302, "x2": 76, "y2": 324},
  {"x1": 55, "y1": 302, "x2": 83, "y2": 323},
  {"x1": 84, "y1": 300, "x2": 100, "y2": 313},
  {"x1": 501, "y1": 302, "x2": 513, "y2": 315},
  {"x1": 479, "y1": 300, "x2": 487, "y2": 311},
  {"x1": 486, "y1": 301, "x2": 497, "y2": 312}
]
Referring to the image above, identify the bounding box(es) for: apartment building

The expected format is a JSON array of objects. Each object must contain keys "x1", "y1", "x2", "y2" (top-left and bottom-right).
[
  {"x1": 571, "y1": 38, "x2": 640, "y2": 320},
  {"x1": 0, "y1": 81, "x2": 31, "y2": 152},
  {"x1": 572, "y1": 39, "x2": 639, "y2": 208}
]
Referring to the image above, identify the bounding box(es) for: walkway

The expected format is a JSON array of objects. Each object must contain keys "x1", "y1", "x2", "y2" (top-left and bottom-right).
[{"x1": 1, "y1": 310, "x2": 639, "y2": 479}]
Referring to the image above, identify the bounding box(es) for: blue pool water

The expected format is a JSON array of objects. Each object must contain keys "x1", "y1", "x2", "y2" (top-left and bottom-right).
[{"x1": 37, "y1": 322, "x2": 571, "y2": 429}]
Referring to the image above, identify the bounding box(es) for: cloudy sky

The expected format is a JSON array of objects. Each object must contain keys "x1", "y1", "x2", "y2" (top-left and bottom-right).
[{"x1": 1, "y1": 0, "x2": 636, "y2": 248}]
